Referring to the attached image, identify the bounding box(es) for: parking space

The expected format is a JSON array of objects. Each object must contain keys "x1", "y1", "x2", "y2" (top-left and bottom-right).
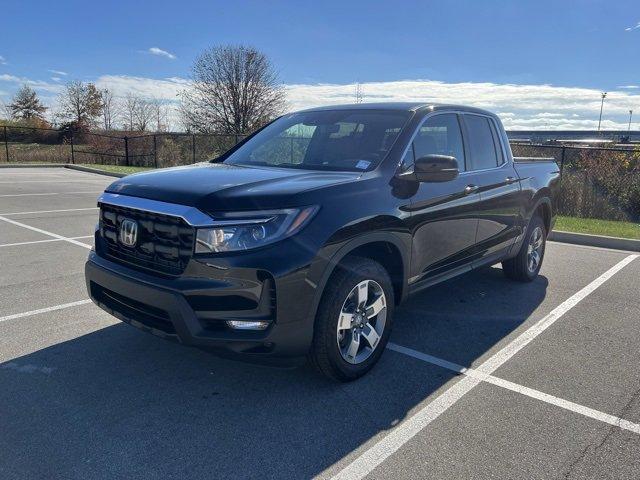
[
  {"x1": 4, "y1": 210, "x2": 99, "y2": 239},
  {"x1": 1, "y1": 168, "x2": 639, "y2": 480},
  {"x1": 495, "y1": 257, "x2": 640, "y2": 416}
]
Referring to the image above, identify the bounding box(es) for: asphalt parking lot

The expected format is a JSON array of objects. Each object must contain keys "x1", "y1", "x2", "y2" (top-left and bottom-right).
[{"x1": 1, "y1": 167, "x2": 639, "y2": 480}]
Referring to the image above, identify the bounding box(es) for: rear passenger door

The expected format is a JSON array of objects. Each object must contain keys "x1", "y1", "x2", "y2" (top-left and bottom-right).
[{"x1": 460, "y1": 114, "x2": 521, "y2": 262}]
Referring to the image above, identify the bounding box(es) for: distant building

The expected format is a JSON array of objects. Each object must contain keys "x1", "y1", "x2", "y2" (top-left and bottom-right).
[{"x1": 506, "y1": 130, "x2": 640, "y2": 144}]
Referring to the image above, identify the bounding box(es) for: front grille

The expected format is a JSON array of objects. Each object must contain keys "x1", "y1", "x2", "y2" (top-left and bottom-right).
[{"x1": 98, "y1": 203, "x2": 194, "y2": 276}]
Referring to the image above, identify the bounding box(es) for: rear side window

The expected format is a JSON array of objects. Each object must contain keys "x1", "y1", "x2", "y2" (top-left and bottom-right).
[
  {"x1": 411, "y1": 113, "x2": 466, "y2": 172},
  {"x1": 464, "y1": 115, "x2": 500, "y2": 170},
  {"x1": 489, "y1": 119, "x2": 505, "y2": 165}
]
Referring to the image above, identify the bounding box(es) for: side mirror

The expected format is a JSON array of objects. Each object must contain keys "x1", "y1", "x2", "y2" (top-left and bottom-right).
[{"x1": 414, "y1": 154, "x2": 459, "y2": 182}]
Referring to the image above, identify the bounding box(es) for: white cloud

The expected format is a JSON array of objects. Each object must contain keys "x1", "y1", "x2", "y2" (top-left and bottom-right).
[
  {"x1": 48, "y1": 69, "x2": 67, "y2": 76},
  {"x1": 94, "y1": 75, "x2": 187, "y2": 128},
  {"x1": 51, "y1": 77, "x2": 62, "y2": 82},
  {"x1": 0, "y1": 55, "x2": 6, "y2": 65},
  {"x1": 0, "y1": 73, "x2": 63, "y2": 94},
  {"x1": 625, "y1": 21, "x2": 640, "y2": 31},
  {"x1": 64, "y1": 75, "x2": 640, "y2": 130},
  {"x1": 618, "y1": 85, "x2": 639, "y2": 89},
  {"x1": 94, "y1": 74, "x2": 187, "y2": 100},
  {"x1": 146, "y1": 47, "x2": 177, "y2": 60},
  {"x1": 285, "y1": 79, "x2": 640, "y2": 130},
  {"x1": 531, "y1": 112, "x2": 565, "y2": 118},
  {"x1": 2, "y1": 72, "x2": 638, "y2": 130}
]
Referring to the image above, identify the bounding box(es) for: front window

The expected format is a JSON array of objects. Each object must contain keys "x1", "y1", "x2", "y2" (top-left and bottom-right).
[
  {"x1": 401, "y1": 113, "x2": 466, "y2": 172},
  {"x1": 223, "y1": 110, "x2": 411, "y2": 172}
]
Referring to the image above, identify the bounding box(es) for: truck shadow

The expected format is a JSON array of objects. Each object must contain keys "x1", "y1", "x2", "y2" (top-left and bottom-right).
[{"x1": 0, "y1": 266, "x2": 548, "y2": 480}]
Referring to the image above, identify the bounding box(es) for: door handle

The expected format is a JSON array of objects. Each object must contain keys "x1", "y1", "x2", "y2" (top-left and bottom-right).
[
  {"x1": 505, "y1": 176, "x2": 518, "y2": 184},
  {"x1": 464, "y1": 184, "x2": 479, "y2": 195}
]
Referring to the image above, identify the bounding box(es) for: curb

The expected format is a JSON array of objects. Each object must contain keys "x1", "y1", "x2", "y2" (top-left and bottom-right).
[
  {"x1": 549, "y1": 230, "x2": 640, "y2": 252},
  {"x1": 64, "y1": 164, "x2": 126, "y2": 178},
  {"x1": 0, "y1": 163, "x2": 67, "y2": 168},
  {"x1": 0, "y1": 163, "x2": 126, "y2": 178}
]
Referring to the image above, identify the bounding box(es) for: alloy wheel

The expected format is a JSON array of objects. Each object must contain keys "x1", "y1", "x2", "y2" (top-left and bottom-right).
[
  {"x1": 527, "y1": 226, "x2": 544, "y2": 273},
  {"x1": 336, "y1": 279, "x2": 387, "y2": 364}
]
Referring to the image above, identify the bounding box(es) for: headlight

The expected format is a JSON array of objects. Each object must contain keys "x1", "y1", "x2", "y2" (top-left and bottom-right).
[{"x1": 195, "y1": 206, "x2": 318, "y2": 254}]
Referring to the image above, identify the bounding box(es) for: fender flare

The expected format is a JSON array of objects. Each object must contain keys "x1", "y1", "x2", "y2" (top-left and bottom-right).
[
  {"x1": 529, "y1": 194, "x2": 552, "y2": 230},
  {"x1": 306, "y1": 231, "x2": 410, "y2": 325}
]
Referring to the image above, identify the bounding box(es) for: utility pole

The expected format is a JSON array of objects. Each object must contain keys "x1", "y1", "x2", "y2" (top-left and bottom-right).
[
  {"x1": 355, "y1": 82, "x2": 363, "y2": 103},
  {"x1": 628, "y1": 110, "x2": 633, "y2": 132},
  {"x1": 597, "y1": 92, "x2": 607, "y2": 132}
]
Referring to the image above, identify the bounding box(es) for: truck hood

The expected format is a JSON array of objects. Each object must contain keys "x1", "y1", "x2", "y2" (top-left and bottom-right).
[{"x1": 105, "y1": 163, "x2": 362, "y2": 210}]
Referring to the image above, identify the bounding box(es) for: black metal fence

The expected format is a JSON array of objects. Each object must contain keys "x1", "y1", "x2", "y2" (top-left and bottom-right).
[
  {"x1": 2, "y1": 124, "x2": 640, "y2": 223},
  {"x1": 511, "y1": 143, "x2": 640, "y2": 222},
  {"x1": 0, "y1": 125, "x2": 246, "y2": 168}
]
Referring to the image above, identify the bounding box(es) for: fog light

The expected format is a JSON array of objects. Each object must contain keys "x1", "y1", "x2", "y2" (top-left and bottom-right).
[{"x1": 226, "y1": 320, "x2": 269, "y2": 330}]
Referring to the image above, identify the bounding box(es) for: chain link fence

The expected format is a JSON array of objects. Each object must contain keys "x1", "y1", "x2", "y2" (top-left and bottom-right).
[
  {"x1": 2, "y1": 124, "x2": 640, "y2": 222},
  {"x1": 0, "y1": 125, "x2": 246, "y2": 168},
  {"x1": 1, "y1": 125, "x2": 71, "y2": 163},
  {"x1": 511, "y1": 143, "x2": 640, "y2": 222}
]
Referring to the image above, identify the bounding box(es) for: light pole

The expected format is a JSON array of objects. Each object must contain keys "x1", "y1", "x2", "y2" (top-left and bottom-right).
[
  {"x1": 597, "y1": 92, "x2": 607, "y2": 132},
  {"x1": 629, "y1": 110, "x2": 633, "y2": 132}
]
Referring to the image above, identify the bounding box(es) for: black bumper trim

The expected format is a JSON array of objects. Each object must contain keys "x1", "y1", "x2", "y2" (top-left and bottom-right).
[{"x1": 85, "y1": 253, "x2": 311, "y2": 363}]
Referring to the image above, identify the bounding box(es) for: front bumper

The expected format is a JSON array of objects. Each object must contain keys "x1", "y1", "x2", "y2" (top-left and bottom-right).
[{"x1": 85, "y1": 251, "x2": 315, "y2": 364}]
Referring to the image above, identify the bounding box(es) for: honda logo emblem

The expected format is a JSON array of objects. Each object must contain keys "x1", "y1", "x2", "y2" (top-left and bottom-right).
[{"x1": 119, "y1": 219, "x2": 138, "y2": 247}]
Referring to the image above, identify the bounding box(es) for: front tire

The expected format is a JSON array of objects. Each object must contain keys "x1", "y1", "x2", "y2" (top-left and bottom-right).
[
  {"x1": 502, "y1": 213, "x2": 546, "y2": 282},
  {"x1": 309, "y1": 256, "x2": 394, "y2": 382}
]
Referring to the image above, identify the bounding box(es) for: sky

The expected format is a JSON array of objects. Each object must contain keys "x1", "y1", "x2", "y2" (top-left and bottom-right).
[{"x1": 1, "y1": 0, "x2": 639, "y2": 130}]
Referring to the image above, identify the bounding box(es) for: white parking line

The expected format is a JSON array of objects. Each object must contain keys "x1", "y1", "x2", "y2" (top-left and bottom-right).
[
  {"x1": 0, "y1": 171, "x2": 107, "y2": 179},
  {"x1": 0, "y1": 191, "x2": 102, "y2": 198},
  {"x1": 0, "y1": 180, "x2": 109, "y2": 184},
  {"x1": 0, "y1": 207, "x2": 98, "y2": 216},
  {"x1": 0, "y1": 172, "x2": 68, "y2": 175},
  {"x1": 0, "y1": 215, "x2": 92, "y2": 249},
  {"x1": 0, "y1": 236, "x2": 93, "y2": 249},
  {"x1": 548, "y1": 240, "x2": 638, "y2": 255},
  {"x1": 387, "y1": 343, "x2": 640, "y2": 435},
  {"x1": 0, "y1": 300, "x2": 93, "y2": 324},
  {"x1": 332, "y1": 254, "x2": 638, "y2": 480}
]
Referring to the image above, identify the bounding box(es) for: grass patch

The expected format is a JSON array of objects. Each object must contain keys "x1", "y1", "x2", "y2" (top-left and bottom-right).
[
  {"x1": 78, "y1": 164, "x2": 152, "y2": 175},
  {"x1": 555, "y1": 215, "x2": 640, "y2": 240}
]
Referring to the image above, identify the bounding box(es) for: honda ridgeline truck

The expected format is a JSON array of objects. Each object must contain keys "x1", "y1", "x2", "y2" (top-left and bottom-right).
[{"x1": 86, "y1": 103, "x2": 560, "y2": 381}]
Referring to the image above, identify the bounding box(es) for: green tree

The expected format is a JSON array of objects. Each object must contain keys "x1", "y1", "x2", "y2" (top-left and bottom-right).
[{"x1": 8, "y1": 85, "x2": 48, "y2": 121}]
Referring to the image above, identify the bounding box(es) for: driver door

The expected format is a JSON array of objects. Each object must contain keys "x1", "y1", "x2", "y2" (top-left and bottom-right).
[{"x1": 406, "y1": 113, "x2": 482, "y2": 283}]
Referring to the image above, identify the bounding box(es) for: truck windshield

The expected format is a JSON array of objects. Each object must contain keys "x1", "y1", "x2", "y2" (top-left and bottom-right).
[{"x1": 222, "y1": 110, "x2": 411, "y2": 172}]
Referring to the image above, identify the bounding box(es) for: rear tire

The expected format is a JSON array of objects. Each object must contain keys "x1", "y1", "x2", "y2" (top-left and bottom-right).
[
  {"x1": 502, "y1": 213, "x2": 546, "y2": 282},
  {"x1": 309, "y1": 256, "x2": 394, "y2": 382}
]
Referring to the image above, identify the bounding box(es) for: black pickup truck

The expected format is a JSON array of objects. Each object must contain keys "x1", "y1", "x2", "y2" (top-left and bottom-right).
[{"x1": 86, "y1": 103, "x2": 560, "y2": 381}]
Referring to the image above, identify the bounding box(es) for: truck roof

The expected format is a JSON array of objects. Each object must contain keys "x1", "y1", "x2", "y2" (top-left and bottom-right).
[{"x1": 298, "y1": 102, "x2": 497, "y2": 117}]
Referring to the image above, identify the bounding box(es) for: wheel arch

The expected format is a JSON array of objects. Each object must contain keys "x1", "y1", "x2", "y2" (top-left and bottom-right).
[
  {"x1": 529, "y1": 192, "x2": 553, "y2": 235},
  {"x1": 307, "y1": 233, "x2": 409, "y2": 327}
]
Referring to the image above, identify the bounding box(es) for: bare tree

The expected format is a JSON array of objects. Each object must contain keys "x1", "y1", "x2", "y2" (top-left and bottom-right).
[
  {"x1": 122, "y1": 93, "x2": 154, "y2": 131},
  {"x1": 0, "y1": 98, "x2": 13, "y2": 121},
  {"x1": 150, "y1": 98, "x2": 168, "y2": 132},
  {"x1": 134, "y1": 98, "x2": 154, "y2": 132},
  {"x1": 123, "y1": 93, "x2": 138, "y2": 131},
  {"x1": 58, "y1": 81, "x2": 103, "y2": 128},
  {"x1": 100, "y1": 89, "x2": 120, "y2": 130},
  {"x1": 179, "y1": 45, "x2": 285, "y2": 134},
  {"x1": 8, "y1": 85, "x2": 48, "y2": 121}
]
